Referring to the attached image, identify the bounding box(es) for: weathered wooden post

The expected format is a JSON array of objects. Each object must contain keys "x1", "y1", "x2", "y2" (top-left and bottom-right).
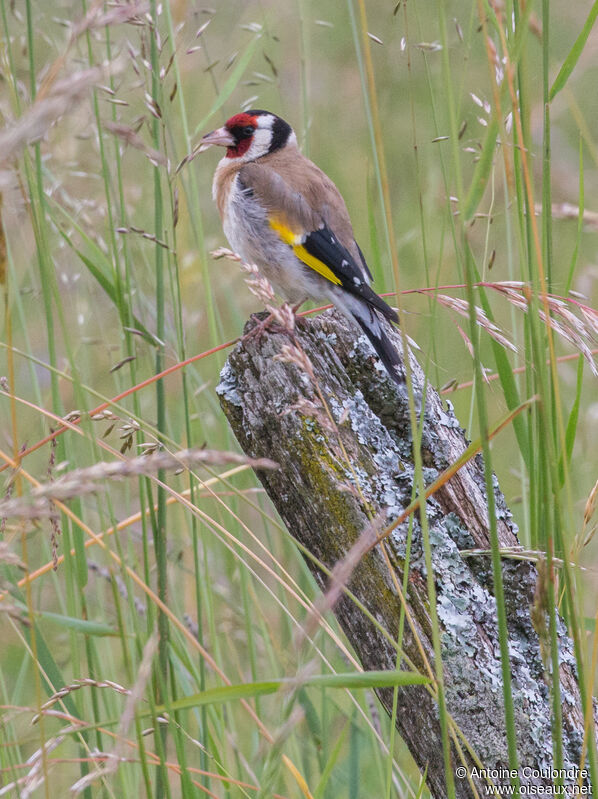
[{"x1": 218, "y1": 309, "x2": 592, "y2": 798}]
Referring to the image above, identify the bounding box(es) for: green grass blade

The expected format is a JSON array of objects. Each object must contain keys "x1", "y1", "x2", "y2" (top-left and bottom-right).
[
  {"x1": 463, "y1": 118, "x2": 499, "y2": 221},
  {"x1": 549, "y1": 0, "x2": 598, "y2": 100},
  {"x1": 558, "y1": 355, "x2": 583, "y2": 486},
  {"x1": 301, "y1": 669, "x2": 428, "y2": 689},
  {"x1": 150, "y1": 669, "x2": 428, "y2": 715},
  {"x1": 23, "y1": 608, "x2": 119, "y2": 637},
  {"x1": 22, "y1": 619, "x2": 80, "y2": 720}
]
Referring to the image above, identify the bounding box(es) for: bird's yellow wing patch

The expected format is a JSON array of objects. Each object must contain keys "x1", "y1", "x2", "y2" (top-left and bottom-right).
[
  {"x1": 269, "y1": 218, "x2": 300, "y2": 245},
  {"x1": 292, "y1": 244, "x2": 342, "y2": 286},
  {"x1": 269, "y1": 218, "x2": 342, "y2": 286}
]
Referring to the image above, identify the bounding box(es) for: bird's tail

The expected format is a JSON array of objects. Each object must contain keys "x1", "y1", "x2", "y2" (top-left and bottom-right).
[{"x1": 350, "y1": 302, "x2": 402, "y2": 384}]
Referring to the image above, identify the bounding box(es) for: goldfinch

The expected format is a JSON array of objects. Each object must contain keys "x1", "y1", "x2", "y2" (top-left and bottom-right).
[{"x1": 202, "y1": 110, "x2": 402, "y2": 383}]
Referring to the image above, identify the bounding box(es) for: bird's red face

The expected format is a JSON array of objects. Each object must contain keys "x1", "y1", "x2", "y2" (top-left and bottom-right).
[
  {"x1": 201, "y1": 112, "x2": 259, "y2": 159},
  {"x1": 222, "y1": 113, "x2": 259, "y2": 158}
]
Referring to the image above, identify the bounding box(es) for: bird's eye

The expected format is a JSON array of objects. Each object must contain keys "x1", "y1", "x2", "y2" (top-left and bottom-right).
[{"x1": 241, "y1": 125, "x2": 255, "y2": 136}]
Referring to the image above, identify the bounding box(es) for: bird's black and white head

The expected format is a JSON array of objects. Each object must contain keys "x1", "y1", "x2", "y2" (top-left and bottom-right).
[{"x1": 201, "y1": 110, "x2": 296, "y2": 162}]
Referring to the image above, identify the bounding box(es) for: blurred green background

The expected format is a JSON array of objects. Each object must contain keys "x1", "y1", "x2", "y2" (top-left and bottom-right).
[{"x1": 1, "y1": 0, "x2": 597, "y2": 795}]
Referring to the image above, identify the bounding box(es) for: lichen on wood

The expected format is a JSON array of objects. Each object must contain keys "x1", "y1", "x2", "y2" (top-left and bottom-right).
[{"x1": 217, "y1": 309, "x2": 594, "y2": 799}]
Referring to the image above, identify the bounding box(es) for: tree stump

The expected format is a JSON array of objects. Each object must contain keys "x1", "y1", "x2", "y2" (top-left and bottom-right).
[{"x1": 217, "y1": 309, "x2": 593, "y2": 798}]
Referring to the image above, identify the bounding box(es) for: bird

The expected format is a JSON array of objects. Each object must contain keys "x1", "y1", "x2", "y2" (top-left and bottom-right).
[{"x1": 201, "y1": 109, "x2": 402, "y2": 384}]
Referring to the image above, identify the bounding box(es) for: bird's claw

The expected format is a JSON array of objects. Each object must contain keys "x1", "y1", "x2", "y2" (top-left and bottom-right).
[
  {"x1": 242, "y1": 300, "x2": 307, "y2": 342},
  {"x1": 243, "y1": 312, "x2": 279, "y2": 342}
]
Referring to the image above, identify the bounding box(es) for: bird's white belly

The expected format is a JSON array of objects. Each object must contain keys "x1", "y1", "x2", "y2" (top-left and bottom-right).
[{"x1": 222, "y1": 178, "x2": 324, "y2": 305}]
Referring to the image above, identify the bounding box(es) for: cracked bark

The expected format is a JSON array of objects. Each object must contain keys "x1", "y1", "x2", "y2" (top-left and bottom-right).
[{"x1": 217, "y1": 309, "x2": 594, "y2": 798}]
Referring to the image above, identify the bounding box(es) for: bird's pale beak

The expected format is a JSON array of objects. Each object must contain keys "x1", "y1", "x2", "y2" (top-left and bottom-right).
[{"x1": 201, "y1": 126, "x2": 236, "y2": 148}]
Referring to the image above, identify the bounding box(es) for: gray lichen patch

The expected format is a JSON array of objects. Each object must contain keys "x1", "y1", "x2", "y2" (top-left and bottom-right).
[{"x1": 216, "y1": 361, "x2": 243, "y2": 407}]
